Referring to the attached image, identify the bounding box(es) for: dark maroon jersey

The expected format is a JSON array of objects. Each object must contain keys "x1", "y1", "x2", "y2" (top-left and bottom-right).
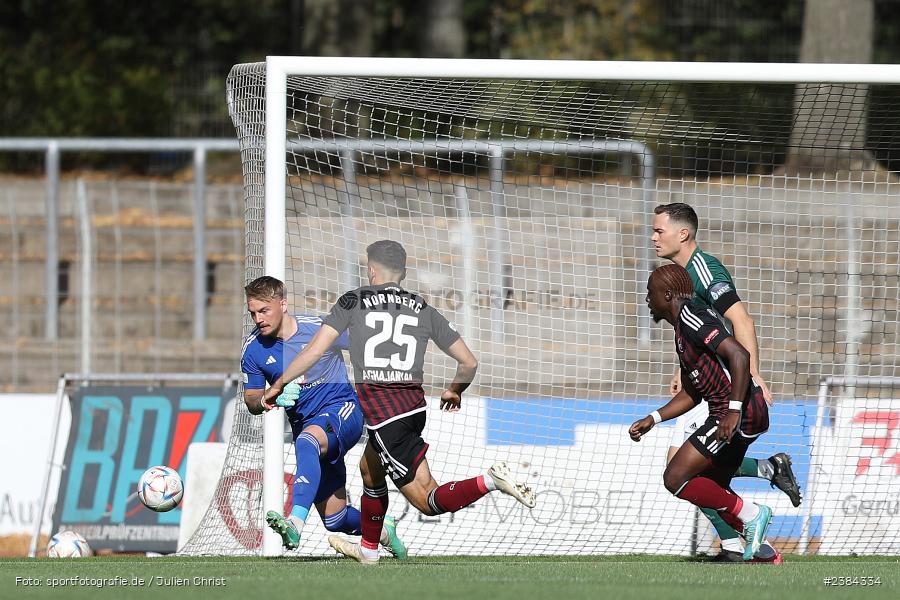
[
  {"x1": 322, "y1": 283, "x2": 461, "y2": 427},
  {"x1": 675, "y1": 299, "x2": 769, "y2": 438}
]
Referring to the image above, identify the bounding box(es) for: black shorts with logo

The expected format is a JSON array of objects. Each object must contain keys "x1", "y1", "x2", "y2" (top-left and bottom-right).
[
  {"x1": 367, "y1": 410, "x2": 429, "y2": 487},
  {"x1": 688, "y1": 415, "x2": 754, "y2": 475}
]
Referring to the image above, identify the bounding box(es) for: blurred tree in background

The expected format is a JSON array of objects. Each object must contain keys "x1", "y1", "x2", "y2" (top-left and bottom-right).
[
  {"x1": 0, "y1": 0, "x2": 292, "y2": 137},
  {"x1": 0, "y1": 0, "x2": 879, "y2": 137},
  {"x1": 5, "y1": 0, "x2": 900, "y2": 175},
  {"x1": 786, "y1": 0, "x2": 875, "y2": 174}
]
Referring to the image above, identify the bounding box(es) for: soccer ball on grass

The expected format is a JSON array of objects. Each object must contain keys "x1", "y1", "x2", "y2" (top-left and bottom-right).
[
  {"x1": 138, "y1": 465, "x2": 184, "y2": 512},
  {"x1": 47, "y1": 530, "x2": 92, "y2": 558}
]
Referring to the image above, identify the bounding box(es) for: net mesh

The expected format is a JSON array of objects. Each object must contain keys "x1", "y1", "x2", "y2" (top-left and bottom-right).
[{"x1": 180, "y1": 61, "x2": 900, "y2": 556}]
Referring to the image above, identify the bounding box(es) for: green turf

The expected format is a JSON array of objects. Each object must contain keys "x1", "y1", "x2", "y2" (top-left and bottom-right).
[{"x1": 1, "y1": 555, "x2": 896, "y2": 600}]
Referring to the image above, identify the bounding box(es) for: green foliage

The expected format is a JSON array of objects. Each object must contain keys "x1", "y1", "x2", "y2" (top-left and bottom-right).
[
  {"x1": 487, "y1": 0, "x2": 668, "y2": 60},
  {"x1": 655, "y1": 0, "x2": 804, "y2": 63},
  {"x1": 0, "y1": 0, "x2": 292, "y2": 137},
  {"x1": 0, "y1": 0, "x2": 813, "y2": 138},
  {"x1": 1, "y1": 0, "x2": 896, "y2": 178}
]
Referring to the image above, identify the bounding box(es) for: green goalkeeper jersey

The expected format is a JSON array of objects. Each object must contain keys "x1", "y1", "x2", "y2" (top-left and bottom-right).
[{"x1": 684, "y1": 247, "x2": 742, "y2": 333}]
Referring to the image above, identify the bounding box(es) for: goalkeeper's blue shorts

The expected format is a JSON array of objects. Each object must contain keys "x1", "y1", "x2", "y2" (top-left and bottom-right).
[
  {"x1": 292, "y1": 399, "x2": 364, "y2": 465},
  {"x1": 291, "y1": 399, "x2": 364, "y2": 503}
]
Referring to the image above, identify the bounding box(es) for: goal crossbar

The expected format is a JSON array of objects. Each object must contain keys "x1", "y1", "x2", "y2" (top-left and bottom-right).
[{"x1": 265, "y1": 56, "x2": 900, "y2": 84}]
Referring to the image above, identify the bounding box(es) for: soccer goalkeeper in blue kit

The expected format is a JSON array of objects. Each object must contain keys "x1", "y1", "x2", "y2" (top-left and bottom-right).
[{"x1": 240, "y1": 276, "x2": 406, "y2": 558}]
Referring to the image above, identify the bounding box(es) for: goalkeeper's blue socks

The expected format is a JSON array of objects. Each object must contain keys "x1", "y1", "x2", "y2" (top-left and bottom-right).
[
  {"x1": 268, "y1": 431, "x2": 321, "y2": 553},
  {"x1": 322, "y1": 505, "x2": 362, "y2": 535},
  {"x1": 290, "y1": 431, "x2": 323, "y2": 526}
]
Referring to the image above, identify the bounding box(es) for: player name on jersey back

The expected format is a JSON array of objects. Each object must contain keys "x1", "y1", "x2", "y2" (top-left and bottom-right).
[
  {"x1": 323, "y1": 283, "x2": 462, "y2": 426},
  {"x1": 361, "y1": 290, "x2": 423, "y2": 314},
  {"x1": 362, "y1": 369, "x2": 414, "y2": 382}
]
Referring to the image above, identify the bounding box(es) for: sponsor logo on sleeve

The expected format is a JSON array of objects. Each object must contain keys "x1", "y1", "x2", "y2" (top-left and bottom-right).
[
  {"x1": 338, "y1": 291, "x2": 359, "y2": 310},
  {"x1": 704, "y1": 329, "x2": 720, "y2": 345},
  {"x1": 709, "y1": 282, "x2": 733, "y2": 301}
]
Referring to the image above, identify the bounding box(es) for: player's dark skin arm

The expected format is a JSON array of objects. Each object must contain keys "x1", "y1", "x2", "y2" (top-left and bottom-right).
[
  {"x1": 661, "y1": 341, "x2": 747, "y2": 494},
  {"x1": 629, "y1": 388, "x2": 697, "y2": 441},
  {"x1": 633, "y1": 338, "x2": 751, "y2": 444},
  {"x1": 259, "y1": 324, "x2": 341, "y2": 409},
  {"x1": 712, "y1": 336, "x2": 751, "y2": 443},
  {"x1": 439, "y1": 338, "x2": 478, "y2": 412}
]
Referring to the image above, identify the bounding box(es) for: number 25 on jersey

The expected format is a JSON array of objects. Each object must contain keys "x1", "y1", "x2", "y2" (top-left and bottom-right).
[{"x1": 364, "y1": 313, "x2": 418, "y2": 370}]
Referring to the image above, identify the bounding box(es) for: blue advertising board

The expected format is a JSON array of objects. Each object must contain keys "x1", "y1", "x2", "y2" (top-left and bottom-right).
[{"x1": 51, "y1": 385, "x2": 234, "y2": 553}]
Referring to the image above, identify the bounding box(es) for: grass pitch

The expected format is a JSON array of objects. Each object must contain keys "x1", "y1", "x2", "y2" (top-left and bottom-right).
[{"x1": 1, "y1": 555, "x2": 897, "y2": 600}]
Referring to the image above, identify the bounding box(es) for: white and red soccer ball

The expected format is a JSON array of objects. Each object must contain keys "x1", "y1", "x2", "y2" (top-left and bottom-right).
[
  {"x1": 47, "y1": 530, "x2": 92, "y2": 558},
  {"x1": 137, "y1": 465, "x2": 184, "y2": 512}
]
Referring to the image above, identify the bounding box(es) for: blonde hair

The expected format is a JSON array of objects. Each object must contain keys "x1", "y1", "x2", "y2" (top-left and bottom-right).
[{"x1": 244, "y1": 276, "x2": 285, "y2": 301}]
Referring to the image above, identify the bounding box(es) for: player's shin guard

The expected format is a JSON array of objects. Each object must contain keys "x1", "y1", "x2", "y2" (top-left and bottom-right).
[
  {"x1": 675, "y1": 476, "x2": 743, "y2": 519},
  {"x1": 427, "y1": 477, "x2": 490, "y2": 515},
  {"x1": 360, "y1": 484, "x2": 389, "y2": 551},
  {"x1": 323, "y1": 505, "x2": 363, "y2": 535}
]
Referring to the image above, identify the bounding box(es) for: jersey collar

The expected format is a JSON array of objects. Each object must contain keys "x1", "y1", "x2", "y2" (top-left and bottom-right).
[{"x1": 372, "y1": 282, "x2": 404, "y2": 293}]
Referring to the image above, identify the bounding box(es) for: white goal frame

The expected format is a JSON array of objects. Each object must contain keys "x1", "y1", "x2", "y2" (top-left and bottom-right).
[{"x1": 259, "y1": 57, "x2": 900, "y2": 556}]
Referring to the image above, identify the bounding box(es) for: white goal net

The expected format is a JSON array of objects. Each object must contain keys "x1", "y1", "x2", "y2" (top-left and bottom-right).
[{"x1": 180, "y1": 59, "x2": 900, "y2": 557}]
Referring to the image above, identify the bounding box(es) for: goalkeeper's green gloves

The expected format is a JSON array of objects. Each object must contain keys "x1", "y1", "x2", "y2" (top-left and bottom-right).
[{"x1": 275, "y1": 382, "x2": 300, "y2": 408}]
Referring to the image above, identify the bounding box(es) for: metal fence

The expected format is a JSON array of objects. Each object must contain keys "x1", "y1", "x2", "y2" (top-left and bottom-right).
[
  {"x1": 0, "y1": 138, "x2": 240, "y2": 341},
  {"x1": 0, "y1": 167, "x2": 246, "y2": 392},
  {"x1": 0, "y1": 137, "x2": 654, "y2": 392}
]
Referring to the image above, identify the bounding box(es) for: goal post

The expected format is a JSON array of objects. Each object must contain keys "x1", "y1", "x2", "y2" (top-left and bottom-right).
[{"x1": 181, "y1": 57, "x2": 900, "y2": 557}]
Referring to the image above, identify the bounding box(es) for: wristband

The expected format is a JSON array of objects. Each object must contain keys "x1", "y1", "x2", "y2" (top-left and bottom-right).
[
  {"x1": 650, "y1": 410, "x2": 662, "y2": 425},
  {"x1": 728, "y1": 401, "x2": 743, "y2": 411}
]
